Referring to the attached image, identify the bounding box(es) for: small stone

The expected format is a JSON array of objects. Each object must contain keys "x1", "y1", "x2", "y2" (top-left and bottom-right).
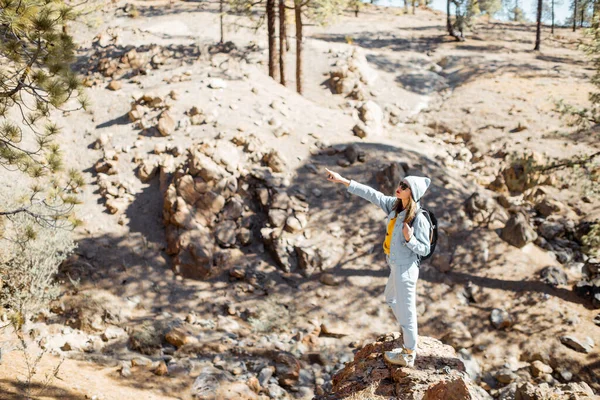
[
  {"x1": 247, "y1": 376, "x2": 260, "y2": 393},
  {"x1": 490, "y1": 308, "x2": 513, "y2": 330},
  {"x1": 237, "y1": 228, "x2": 252, "y2": 246},
  {"x1": 153, "y1": 361, "x2": 169, "y2": 376},
  {"x1": 559, "y1": 369, "x2": 573, "y2": 381},
  {"x1": 215, "y1": 220, "x2": 237, "y2": 247},
  {"x1": 154, "y1": 143, "x2": 167, "y2": 154},
  {"x1": 320, "y1": 273, "x2": 339, "y2": 286},
  {"x1": 106, "y1": 198, "x2": 129, "y2": 214},
  {"x1": 137, "y1": 159, "x2": 158, "y2": 182},
  {"x1": 165, "y1": 327, "x2": 195, "y2": 348},
  {"x1": 539, "y1": 221, "x2": 565, "y2": 240},
  {"x1": 157, "y1": 112, "x2": 175, "y2": 136},
  {"x1": 120, "y1": 361, "x2": 132, "y2": 377},
  {"x1": 337, "y1": 159, "x2": 351, "y2": 167},
  {"x1": 560, "y1": 335, "x2": 595, "y2": 353},
  {"x1": 108, "y1": 80, "x2": 122, "y2": 91},
  {"x1": 285, "y1": 216, "x2": 303, "y2": 233},
  {"x1": 539, "y1": 266, "x2": 568, "y2": 286},
  {"x1": 258, "y1": 366, "x2": 274, "y2": 387},
  {"x1": 495, "y1": 368, "x2": 517, "y2": 384},
  {"x1": 208, "y1": 78, "x2": 227, "y2": 89},
  {"x1": 227, "y1": 263, "x2": 246, "y2": 279},
  {"x1": 131, "y1": 356, "x2": 152, "y2": 367},
  {"x1": 102, "y1": 326, "x2": 126, "y2": 342},
  {"x1": 61, "y1": 342, "x2": 73, "y2": 351},
  {"x1": 531, "y1": 360, "x2": 553, "y2": 377}
]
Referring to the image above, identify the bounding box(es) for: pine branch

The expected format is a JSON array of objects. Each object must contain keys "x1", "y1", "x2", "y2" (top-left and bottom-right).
[
  {"x1": 536, "y1": 151, "x2": 600, "y2": 172},
  {"x1": 0, "y1": 39, "x2": 42, "y2": 98}
]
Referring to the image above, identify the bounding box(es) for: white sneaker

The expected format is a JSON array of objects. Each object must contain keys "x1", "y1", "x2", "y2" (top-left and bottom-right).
[{"x1": 384, "y1": 347, "x2": 416, "y2": 367}]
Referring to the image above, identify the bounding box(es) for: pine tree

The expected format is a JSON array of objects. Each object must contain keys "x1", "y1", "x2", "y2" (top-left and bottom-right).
[
  {"x1": 292, "y1": 0, "x2": 347, "y2": 94},
  {"x1": 279, "y1": 0, "x2": 287, "y2": 85},
  {"x1": 574, "y1": 0, "x2": 579, "y2": 30},
  {"x1": 295, "y1": 0, "x2": 303, "y2": 94},
  {"x1": 535, "y1": 0, "x2": 543, "y2": 50},
  {"x1": 478, "y1": 0, "x2": 502, "y2": 16},
  {"x1": 0, "y1": 0, "x2": 85, "y2": 227},
  {"x1": 585, "y1": 0, "x2": 600, "y2": 113},
  {"x1": 267, "y1": 0, "x2": 277, "y2": 78}
]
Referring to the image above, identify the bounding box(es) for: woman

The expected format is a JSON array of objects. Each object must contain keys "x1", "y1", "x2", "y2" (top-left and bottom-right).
[{"x1": 325, "y1": 168, "x2": 431, "y2": 367}]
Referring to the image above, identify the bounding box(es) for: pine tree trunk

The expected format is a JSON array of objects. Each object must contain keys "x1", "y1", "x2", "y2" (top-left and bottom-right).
[
  {"x1": 404, "y1": 0, "x2": 409, "y2": 12},
  {"x1": 551, "y1": 0, "x2": 555, "y2": 34},
  {"x1": 581, "y1": 4, "x2": 585, "y2": 27},
  {"x1": 573, "y1": 0, "x2": 578, "y2": 31},
  {"x1": 412, "y1": 0, "x2": 416, "y2": 14},
  {"x1": 267, "y1": 0, "x2": 277, "y2": 78},
  {"x1": 447, "y1": 0, "x2": 452, "y2": 35},
  {"x1": 514, "y1": 0, "x2": 519, "y2": 21},
  {"x1": 279, "y1": 0, "x2": 286, "y2": 86},
  {"x1": 294, "y1": 0, "x2": 303, "y2": 95},
  {"x1": 534, "y1": 0, "x2": 542, "y2": 50},
  {"x1": 220, "y1": 0, "x2": 224, "y2": 43}
]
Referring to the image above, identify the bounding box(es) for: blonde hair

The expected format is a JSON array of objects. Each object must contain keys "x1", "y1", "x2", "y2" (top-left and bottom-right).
[{"x1": 393, "y1": 196, "x2": 417, "y2": 224}]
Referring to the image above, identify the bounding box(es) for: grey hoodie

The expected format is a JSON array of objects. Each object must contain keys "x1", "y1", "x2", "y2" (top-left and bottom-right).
[{"x1": 403, "y1": 176, "x2": 431, "y2": 203}]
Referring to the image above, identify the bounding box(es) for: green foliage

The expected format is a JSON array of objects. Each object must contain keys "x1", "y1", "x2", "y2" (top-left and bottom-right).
[
  {"x1": 0, "y1": 0, "x2": 87, "y2": 175},
  {"x1": 308, "y1": 0, "x2": 348, "y2": 24},
  {"x1": 581, "y1": 223, "x2": 600, "y2": 257},
  {"x1": 554, "y1": 13, "x2": 600, "y2": 128},
  {"x1": 0, "y1": 191, "x2": 76, "y2": 323},
  {"x1": 513, "y1": 5, "x2": 528, "y2": 21},
  {"x1": 478, "y1": 0, "x2": 503, "y2": 16},
  {"x1": 583, "y1": 13, "x2": 600, "y2": 117},
  {"x1": 554, "y1": 98, "x2": 597, "y2": 128},
  {"x1": 1, "y1": 0, "x2": 86, "y2": 230}
]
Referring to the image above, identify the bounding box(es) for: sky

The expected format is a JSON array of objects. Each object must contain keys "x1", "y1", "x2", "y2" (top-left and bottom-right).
[{"x1": 376, "y1": 0, "x2": 573, "y2": 25}]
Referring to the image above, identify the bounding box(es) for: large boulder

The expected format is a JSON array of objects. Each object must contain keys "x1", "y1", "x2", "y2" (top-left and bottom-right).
[
  {"x1": 191, "y1": 365, "x2": 257, "y2": 399},
  {"x1": 464, "y1": 191, "x2": 508, "y2": 226},
  {"x1": 317, "y1": 333, "x2": 490, "y2": 400},
  {"x1": 356, "y1": 100, "x2": 384, "y2": 136},
  {"x1": 501, "y1": 213, "x2": 538, "y2": 248},
  {"x1": 502, "y1": 151, "x2": 545, "y2": 193},
  {"x1": 376, "y1": 162, "x2": 406, "y2": 195}
]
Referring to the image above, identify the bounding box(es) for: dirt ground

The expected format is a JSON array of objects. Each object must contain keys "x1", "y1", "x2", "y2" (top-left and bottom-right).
[{"x1": 1, "y1": 0, "x2": 599, "y2": 398}]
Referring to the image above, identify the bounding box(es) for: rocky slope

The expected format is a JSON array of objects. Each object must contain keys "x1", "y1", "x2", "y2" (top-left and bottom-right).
[{"x1": 0, "y1": 1, "x2": 599, "y2": 399}]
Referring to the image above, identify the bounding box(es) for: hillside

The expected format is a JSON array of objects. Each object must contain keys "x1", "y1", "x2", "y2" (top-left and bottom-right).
[{"x1": 0, "y1": 1, "x2": 598, "y2": 399}]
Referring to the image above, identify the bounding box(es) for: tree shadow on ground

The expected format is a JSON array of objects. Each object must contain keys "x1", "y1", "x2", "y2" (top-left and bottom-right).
[
  {"x1": 126, "y1": 0, "x2": 264, "y2": 21},
  {"x1": 58, "y1": 140, "x2": 598, "y2": 395},
  {"x1": 0, "y1": 379, "x2": 83, "y2": 400},
  {"x1": 73, "y1": 43, "x2": 203, "y2": 78},
  {"x1": 310, "y1": 32, "x2": 450, "y2": 54}
]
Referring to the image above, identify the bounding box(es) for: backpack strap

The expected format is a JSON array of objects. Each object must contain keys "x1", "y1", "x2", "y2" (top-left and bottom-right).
[{"x1": 408, "y1": 208, "x2": 425, "y2": 227}]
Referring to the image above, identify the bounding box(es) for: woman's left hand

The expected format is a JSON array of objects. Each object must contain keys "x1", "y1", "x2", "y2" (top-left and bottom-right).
[{"x1": 403, "y1": 222, "x2": 413, "y2": 242}]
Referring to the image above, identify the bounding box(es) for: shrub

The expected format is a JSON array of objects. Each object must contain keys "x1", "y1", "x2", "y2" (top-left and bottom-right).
[
  {"x1": 0, "y1": 195, "x2": 75, "y2": 325},
  {"x1": 582, "y1": 223, "x2": 600, "y2": 257}
]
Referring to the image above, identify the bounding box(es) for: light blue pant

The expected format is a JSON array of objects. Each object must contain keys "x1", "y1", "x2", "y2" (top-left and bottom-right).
[{"x1": 384, "y1": 259, "x2": 420, "y2": 351}]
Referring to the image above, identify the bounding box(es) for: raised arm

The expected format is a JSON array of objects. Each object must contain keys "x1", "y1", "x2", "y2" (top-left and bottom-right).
[{"x1": 325, "y1": 168, "x2": 396, "y2": 215}]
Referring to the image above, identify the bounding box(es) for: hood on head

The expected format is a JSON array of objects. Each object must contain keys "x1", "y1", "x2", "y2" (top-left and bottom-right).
[{"x1": 403, "y1": 176, "x2": 431, "y2": 202}]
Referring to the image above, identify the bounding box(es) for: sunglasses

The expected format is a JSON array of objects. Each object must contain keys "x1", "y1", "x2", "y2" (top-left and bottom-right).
[{"x1": 398, "y1": 182, "x2": 409, "y2": 191}]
